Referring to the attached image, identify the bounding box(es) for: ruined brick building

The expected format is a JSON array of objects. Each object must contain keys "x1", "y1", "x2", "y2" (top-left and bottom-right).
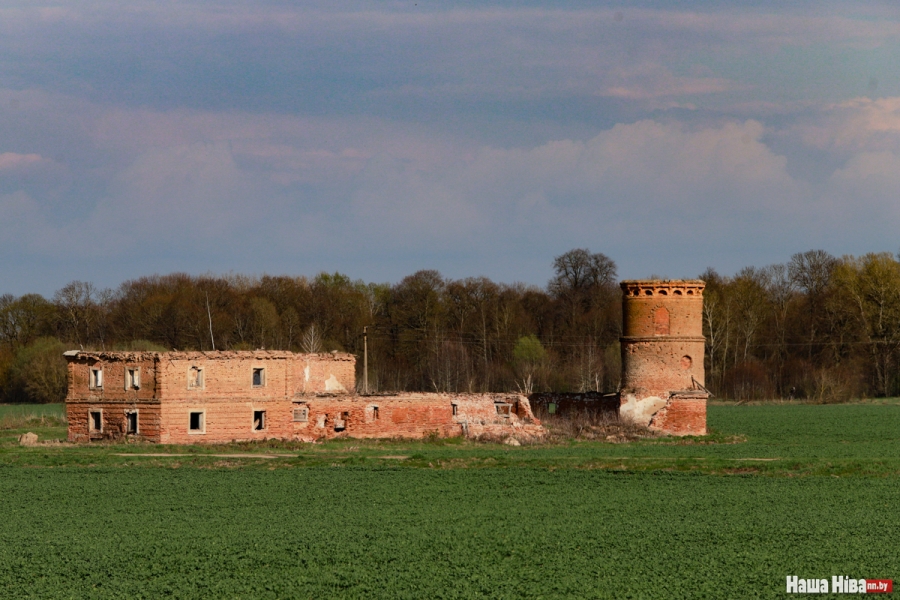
[
  {"x1": 618, "y1": 280, "x2": 708, "y2": 435},
  {"x1": 65, "y1": 350, "x2": 543, "y2": 443},
  {"x1": 65, "y1": 279, "x2": 708, "y2": 443}
]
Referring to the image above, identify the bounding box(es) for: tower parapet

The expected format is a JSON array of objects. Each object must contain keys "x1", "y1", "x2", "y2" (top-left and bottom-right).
[{"x1": 619, "y1": 279, "x2": 707, "y2": 435}]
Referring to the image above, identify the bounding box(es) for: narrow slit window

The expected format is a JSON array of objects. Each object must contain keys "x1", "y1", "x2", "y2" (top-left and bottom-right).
[
  {"x1": 253, "y1": 410, "x2": 266, "y2": 431},
  {"x1": 189, "y1": 411, "x2": 205, "y2": 433},
  {"x1": 372, "y1": 406, "x2": 379, "y2": 420},
  {"x1": 89, "y1": 410, "x2": 102, "y2": 432},
  {"x1": 548, "y1": 402, "x2": 556, "y2": 415},
  {"x1": 252, "y1": 368, "x2": 265, "y2": 387},
  {"x1": 451, "y1": 404, "x2": 458, "y2": 416},
  {"x1": 126, "y1": 411, "x2": 138, "y2": 435}
]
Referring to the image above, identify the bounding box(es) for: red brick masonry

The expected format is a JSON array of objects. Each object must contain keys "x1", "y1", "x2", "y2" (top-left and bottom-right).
[
  {"x1": 618, "y1": 280, "x2": 709, "y2": 436},
  {"x1": 65, "y1": 350, "x2": 543, "y2": 443}
]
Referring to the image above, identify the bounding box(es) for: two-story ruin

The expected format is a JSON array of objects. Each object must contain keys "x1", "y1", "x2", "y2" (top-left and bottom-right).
[{"x1": 64, "y1": 350, "x2": 543, "y2": 443}]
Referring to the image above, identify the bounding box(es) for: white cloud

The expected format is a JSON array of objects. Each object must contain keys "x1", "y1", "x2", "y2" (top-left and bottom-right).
[
  {"x1": 793, "y1": 96, "x2": 900, "y2": 154},
  {"x1": 291, "y1": 118, "x2": 812, "y2": 268}
]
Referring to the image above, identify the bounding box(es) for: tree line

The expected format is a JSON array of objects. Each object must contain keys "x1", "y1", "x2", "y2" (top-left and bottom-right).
[{"x1": 2, "y1": 248, "x2": 899, "y2": 403}]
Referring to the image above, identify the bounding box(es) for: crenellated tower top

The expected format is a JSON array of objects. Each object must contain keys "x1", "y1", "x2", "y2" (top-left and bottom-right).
[{"x1": 619, "y1": 279, "x2": 705, "y2": 298}]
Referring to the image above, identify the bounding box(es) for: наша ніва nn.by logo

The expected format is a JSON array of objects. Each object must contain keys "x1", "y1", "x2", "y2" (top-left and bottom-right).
[{"x1": 787, "y1": 576, "x2": 893, "y2": 593}]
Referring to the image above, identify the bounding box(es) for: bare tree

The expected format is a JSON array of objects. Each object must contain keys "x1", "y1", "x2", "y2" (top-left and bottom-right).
[
  {"x1": 53, "y1": 281, "x2": 97, "y2": 348},
  {"x1": 764, "y1": 263, "x2": 795, "y2": 395},
  {"x1": 789, "y1": 250, "x2": 838, "y2": 361},
  {"x1": 301, "y1": 323, "x2": 323, "y2": 353},
  {"x1": 549, "y1": 248, "x2": 617, "y2": 297}
]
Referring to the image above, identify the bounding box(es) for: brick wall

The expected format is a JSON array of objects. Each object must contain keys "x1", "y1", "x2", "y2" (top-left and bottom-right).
[
  {"x1": 158, "y1": 352, "x2": 292, "y2": 401},
  {"x1": 648, "y1": 396, "x2": 707, "y2": 436},
  {"x1": 64, "y1": 351, "x2": 548, "y2": 443},
  {"x1": 67, "y1": 401, "x2": 161, "y2": 442},
  {"x1": 159, "y1": 398, "x2": 293, "y2": 444},
  {"x1": 65, "y1": 352, "x2": 161, "y2": 442},
  {"x1": 149, "y1": 393, "x2": 543, "y2": 444},
  {"x1": 65, "y1": 352, "x2": 159, "y2": 401},
  {"x1": 65, "y1": 350, "x2": 359, "y2": 443},
  {"x1": 292, "y1": 353, "x2": 356, "y2": 394},
  {"x1": 620, "y1": 338, "x2": 706, "y2": 396}
]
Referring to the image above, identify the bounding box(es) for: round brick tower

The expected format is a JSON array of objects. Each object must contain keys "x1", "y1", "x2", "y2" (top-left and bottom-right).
[{"x1": 619, "y1": 279, "x2": 707, "y2": 435}]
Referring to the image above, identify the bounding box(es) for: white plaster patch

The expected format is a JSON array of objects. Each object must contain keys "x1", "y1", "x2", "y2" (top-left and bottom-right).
[
  {"x1": 324, "y1": 374, "x2": 346, "y2": 392},
  {"x1": 619, "y1": 393, "x2": 668, "y2": 427}
]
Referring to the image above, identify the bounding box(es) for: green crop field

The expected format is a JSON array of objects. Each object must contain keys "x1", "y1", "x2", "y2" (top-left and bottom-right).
[{"x1": 1, "y1": 402, "x2": 899, "y2": 598}]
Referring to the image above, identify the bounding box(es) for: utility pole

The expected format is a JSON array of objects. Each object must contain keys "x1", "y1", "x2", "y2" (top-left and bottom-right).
[
  {"x1": 363, "y1": 326, "x2": 368, "y2": 395},
  {"x1": 206, "y1": 292, "x2": 215, "y2": 351}
]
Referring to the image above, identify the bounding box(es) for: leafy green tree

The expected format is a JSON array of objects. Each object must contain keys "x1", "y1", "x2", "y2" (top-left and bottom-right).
[
  {"x1": 513, "y1": 334, "x2": 547, "y2": 394},
  {"x1": 6, "y1": 337, "x2": 68, "y2": 404}
]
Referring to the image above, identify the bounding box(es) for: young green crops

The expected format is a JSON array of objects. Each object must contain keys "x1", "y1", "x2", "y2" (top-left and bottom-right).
[{"x1": 1, "y1": 402, "x2": 898, "y2": 598}]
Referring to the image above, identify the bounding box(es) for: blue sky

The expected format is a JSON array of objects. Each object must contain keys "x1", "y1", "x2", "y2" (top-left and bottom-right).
[{"x1": 2, "y1": 1, "x2": 900, "y2": 296}]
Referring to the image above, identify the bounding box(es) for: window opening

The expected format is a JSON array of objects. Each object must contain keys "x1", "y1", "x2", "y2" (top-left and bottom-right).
[
  {"x1": 293, "y1": 406, "x2": 309, "y2": 422},
  {"x1": 495, "y1": 403, "x2": 512, "y2": 416},
  {"x1": 252, "y1": 368, "x2": 265, "y2": 387},
  {"x1": 189, "y1": 411, "x2": 205, "y2": 433},
  {"x1": 372, "y1": 406, "x2": 379, "y2": 420},
  {"x1": 89, "y1": 410, "x2": 102, "y2": 432},
  {"x1": 335, "y1": 411, "x2": 348, "y2": 431},
  {"x1": 451, "y1": 404, "x2": 458, "y2": 416},
  {"x1": 125, "y1": 368, "x2": 140, "y2": 390},
  {"x1": 253, "y1": 410, "x2": 266, "y2": 431},
  {"x1": 188, "y1": 367, "x2": 204, "y2": 389},
  {"x1": 548, "y1": 402, "x2": 557, "y2": 415},
  {"x1": 126, "y1": 411, "x2": 138, "y2": 435},
  {"x1": 90, "y1": 368, "x2": 103, "y2": 389}
]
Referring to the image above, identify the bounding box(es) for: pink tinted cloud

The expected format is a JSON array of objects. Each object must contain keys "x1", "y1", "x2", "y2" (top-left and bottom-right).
[{"x1": 0, "y1": 152, "x2": 46, "y2": 170}]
